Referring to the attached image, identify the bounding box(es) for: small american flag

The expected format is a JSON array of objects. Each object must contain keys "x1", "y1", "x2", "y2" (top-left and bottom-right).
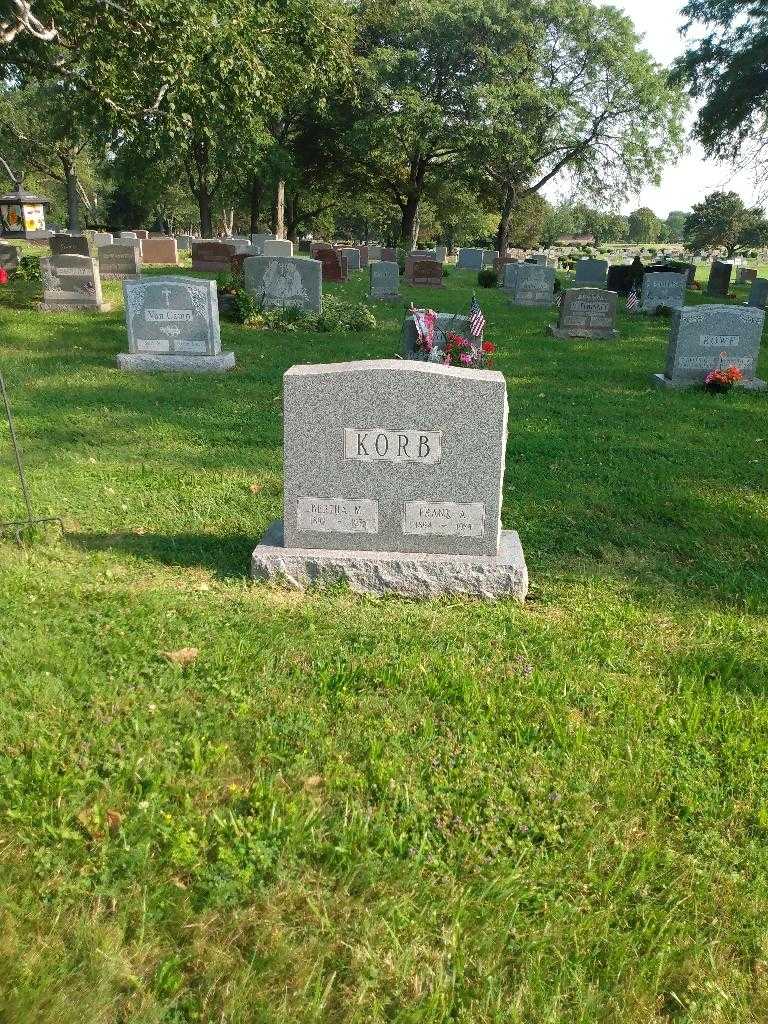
[
  {"x1": 626, "y1": 286, "x2": 639, "y2": 312},
  {"x1": 469, "y1": 292, "x2": 485, "y2": 337}
]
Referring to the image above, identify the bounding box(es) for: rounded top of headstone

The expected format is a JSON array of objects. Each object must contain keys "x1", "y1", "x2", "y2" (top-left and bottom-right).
[{"x1": 285, "y1": 358, "x2": 504, "y2": 384}]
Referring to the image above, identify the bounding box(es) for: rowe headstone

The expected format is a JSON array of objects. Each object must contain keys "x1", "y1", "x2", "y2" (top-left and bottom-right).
[
  {"x1": 651, "y1": 305, "x2": 766, "y2": 389},
  {"x1": 748, "y1": 279, "x2": 768, "y2": 309},
  {"x1": 140, "y1": 237, "x2": 179, "y2": 265},
  {"x1": 640, "y1": 271, "x2": 687, "y2": 312},
  {"x1": 316, "y1": 247, "x2": 347, "y2": 283},
  {"x1": 251, "y1": 359, "x2": 528, "y2": 599},
  {"x1": 403, "y1": 312, "x2": 481, "y2": 360},
  {"x1": 457, "y1": 248, "x2": 484, "y2": 271},
  {"x1": 118, "y1": 276, "x2": 234, "y2": 372},
  {"x1": 0, "y1": 244, "x2": 19, "y2": 272},
  {"x1": 243, "y1": 256, "x2": 322, "y2": 312},
  {"x1": 549, "y1": 288, "x2": 618, "y2": 339},
  {"x1": 39, "y1": 254, "x2": 110, "y2": 311},
  {"x1": 574, "y1": 258, "x2": 609, "y2": 288},
  {"x1": 191, "y1": 241, "x2": 236, "y2": 273},
  {"x1": 98, "y1": 242, "x2": 142, "y2": 280},
  {"x1": 49, "y1": 233, "x2": 90, "y2": 258},
  {"x1": 93, "y1": 232, "x2": 114, "y2": 247},
  {"x1": 510, "y1": 265, "x2": 555, "y2": 307},
  {"x1": 369, "y1": 261, "x2": 400, "y2": 300},
  {"x1": 707, "y1": 260, "x2": 732, "y2": 296}
]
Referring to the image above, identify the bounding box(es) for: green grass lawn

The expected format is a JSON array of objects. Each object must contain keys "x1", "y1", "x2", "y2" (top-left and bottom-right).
[{"x1": 1, "y1": 253, "x2": 768, "y2": 1023}]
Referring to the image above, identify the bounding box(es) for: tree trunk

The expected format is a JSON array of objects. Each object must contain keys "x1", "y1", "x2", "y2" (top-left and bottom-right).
[
  {"x1": 222, "y1": 206, "x2": 234, "y2": 236},
  {"x1": 63, "y1": 156, "x2": 79, "y2": 232},
  {"x1": 198, "y1": 189, "x2": 213, "y2": 238},
  {"x1": 249, "y1": 175, "x2": 264, "y2": 235},
  {"x1": 400, "y1": 197, "x2": 420, "y2": 249},
  {"x1": 285, "y1": 193, "x2": 300, "y2": 242},
  {"x1": 496, "y1": 186, "x2": 515, "y2": 255},
  {"x1": 272, "y1": 179, "x2": 285, "y2": 238}
]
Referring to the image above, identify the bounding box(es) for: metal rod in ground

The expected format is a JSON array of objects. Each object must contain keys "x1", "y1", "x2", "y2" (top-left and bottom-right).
[{"x1": 0, "y1": 368, "x2": 62, "y2": 535}]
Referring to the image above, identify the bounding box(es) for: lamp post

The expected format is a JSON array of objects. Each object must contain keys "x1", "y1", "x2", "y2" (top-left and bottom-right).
[{"x1": 0, "y1": 157, "x2": 51, "y2": 238}]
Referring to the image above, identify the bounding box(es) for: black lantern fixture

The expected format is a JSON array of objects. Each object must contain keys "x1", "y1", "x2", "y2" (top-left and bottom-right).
[{"x1": 0, "y1": 158, "x2": 51, "y2": 238}]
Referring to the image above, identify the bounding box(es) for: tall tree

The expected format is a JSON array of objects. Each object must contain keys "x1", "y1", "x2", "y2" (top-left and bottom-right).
[
  {"x1": 684, "y1": 191, "x2": 768, "y2": 257},
  {"x1": 627, "y1": 206, "x2": 662, "y2": 242},
  {"x1": 477, "y1": 0, "x2": 684, "y2": 253},
  {"x1": 674, "y1": 1, "x2": 768, "y2": 188}
]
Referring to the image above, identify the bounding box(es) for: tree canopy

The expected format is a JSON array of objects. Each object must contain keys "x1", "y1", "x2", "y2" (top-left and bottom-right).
[{"x1": 684, "y1": 190, "x2": 768, "y2": 256}]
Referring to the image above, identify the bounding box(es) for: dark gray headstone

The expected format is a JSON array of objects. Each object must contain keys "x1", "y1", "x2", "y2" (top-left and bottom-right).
[
  {"x1": 49, "y1": 233, "x2": 90, "y2": 258},
  {"x1": 511, "y1": 265, "x2": 555, "y2": 307},
  {"x1": 340, "y1": 247, "x2": 361, "y2": 271},
  {"x1": 243, "y1": 255, "x2": 322, "y2": 312},
  {"x1": 550, "y1": 288, "x2": 618, "y2": 339},
  {"x1": 0, "y1": 243, "x2": 19, "y2": 272},
  {"x1": 369, "y1": 261, "x2": 400, "y2": 299},
  {"x1": 640, "y1": 271, "x2": 687, "y2": 312},
  {"x1": 457, "y1": 247, "x2": 484, "y2": 270},
  {"x1": 707, "y1": 260, "x2": 732, "y2": 296},
  {"x1": 748, "y1": 279, "x2": 768, "y2": 309},
  {"x1": 574, "y1": 258, "x2": 608, "y2": 288}
]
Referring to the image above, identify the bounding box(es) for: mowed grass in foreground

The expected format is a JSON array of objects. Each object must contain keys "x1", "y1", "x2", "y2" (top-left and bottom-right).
[{"x1": 1, "y1": 259, "x2": 768, "y2": 1023}]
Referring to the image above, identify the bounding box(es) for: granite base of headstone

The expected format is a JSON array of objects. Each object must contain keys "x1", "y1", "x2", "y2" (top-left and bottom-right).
[
  {"x1": 117, "y1": 276, "x2": 234, "y2": 372},
  {"x1": 651, "y1": 304, "x2": 766, "y2": 390},
  {"x1": 251, "y1": 359, "x2": 528, "y2": 600}
]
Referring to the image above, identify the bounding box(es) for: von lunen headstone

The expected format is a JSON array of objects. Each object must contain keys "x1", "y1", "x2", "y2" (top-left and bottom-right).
[
  {"x1": 118, "y1": 276, "x2": 235, "y2": 372},
  {"x1": 39, "y1": 254, "x2": 110, "y2": 311},
  {"x1": 574, "y1": 258, "x2": 608, "y2": 288},
  {"x1": 652, "y1": 304, "x2": 766, "y2": 390},
  {"x1": 243, "y1": 255, "x2": 322, "y2": 312},
  {"x1": 370, "y1": 261, "x2": 400, "y2": 300},
  {"x1": 510, "y1": 265, "x2": 555, "y2": 307},
  {"x1": 140, "y1": 237, "x2": 179, "y2": 265},
  {"x1": 0, "y1": 243, "x2": 19, "y2": 272},
  {"x1": 98, "y1": 242, "x2": 142, "y2": 280},
  {"x1": 748, "y1": 279, "x2": 768, "y2": 309},
  {"x1": 550, "y1": 288, "x2": 618, "y2": 339},
  {"x1": 640, "y1": 271, "x2": 687, "y2": 312},
  {"x1": 49, "y1": 233, "x2": 90, "y2": 258},
  {"x1": 251, "y1": 359, "x2": 528, "y2": 599},
  {"x1": 707, "y1": 260, "x2": 732, "y2": 296}
]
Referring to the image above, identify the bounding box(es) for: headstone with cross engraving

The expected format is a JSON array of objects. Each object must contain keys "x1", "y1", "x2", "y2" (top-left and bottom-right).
[{"x1": 117, "y1": 276, "x2": 235, "y2": 372}]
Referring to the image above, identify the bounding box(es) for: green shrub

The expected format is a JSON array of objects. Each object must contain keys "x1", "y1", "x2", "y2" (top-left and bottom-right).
[
  {"x1": 14, "y1": 254, "x2": 41, "y2": 282},
  {"x1": 240, "y1": 293, "x2": 377, "y2": 333},
  {"x1": 477, "y1": 268, "x2": 498, "y2": 288},
  {"x1": 442, "y1": 265, "x2": 451, "y2": 278},
  {"x1": 232, "y1": 288, "x2": 258, "y2": 324}
]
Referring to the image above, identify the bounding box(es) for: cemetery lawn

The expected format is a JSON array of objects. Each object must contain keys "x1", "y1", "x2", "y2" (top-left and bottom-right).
[{"x1": 3, "y1": 261, "x2": 768, "y2": 1024}]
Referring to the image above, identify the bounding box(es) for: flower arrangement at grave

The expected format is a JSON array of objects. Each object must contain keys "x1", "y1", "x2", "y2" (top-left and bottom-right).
[
  {"x1": 0, "y1": 267, "x2": 7, "y2": 286},
  {"x1": 703, "y1": 362, "x2": 743, "y2": 393}
]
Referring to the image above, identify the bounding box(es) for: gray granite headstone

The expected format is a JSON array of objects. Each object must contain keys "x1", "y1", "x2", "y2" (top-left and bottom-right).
[
  {"x1": 457, "y1": 247, "x2": 484, "y2": 270},
  {"x1": 251, "y1": 359, "x2": 528, "y2": 599},
  {"x1": 49, "y1": 233, "x2": 90, "y2": 258},
  {"x1": 340, "y1": 247, "x2": 361, "y2": 271},
  {"x1": 243, "y1": 255, "x2": 322, "y2": 312},
  {"x1": 748, "y1": 279, "x2": 768, "y2": 309},
  {"x1": 574, "y1": 258, "x2": 608, "y2": 288},
  {"x1": 369, "y1": 261, "x2": 400, "y2": 300},
  {"x1": 501, "y1": 262, "x2": 519, "y2": 295},
  {"x1": 550, "y1": 288, "x2": 618, "y2": 339},
  {"x1": 652, "y1": 304, "x2": 766, "y2": 389},
  {"x1": 263, "y1": 239, "x2": 293, "y2": 258},
  {"x1": 119, "y1": 231, "x2": 138, "y2": 240},
  {"x1": 0, "y1": 243, "x2": 19, "y2": 272},
  {"x1": 402, "y1": 313, "x2": 481, "y2": 360},
  {"x1": 93, "y1": 232, "x2": 114, "y2": 247},
  {"x1": 433, "y1": 245, "x2": 447, "y2": 262},
  {"x1": 175, "y1": 234, "x2": 192, "y2": 250},
  {"x1": 707, "y1": 260, "x2": 732, "y2": 296},
  {"x1": 250, "y1": 233, "x2": 275, "y2": 255},
  {"x1": 482, "y1": 250, "x2": 499, "y2": 267},
  {"x1": 98, "y1": 242, "x2": 142, "y2": 280},
  {"x1": 640, "y1": 271, "x2": 687, "y2": 312},
  {"x1": 39, "y1": 254, "x2": 109, "y2": 311},
  {"x1": 510, "y1": 265, "x2": 555, "y2": 307},
  {"x1": 118, "y1": 276, "x2": 234, "y2": 372}
]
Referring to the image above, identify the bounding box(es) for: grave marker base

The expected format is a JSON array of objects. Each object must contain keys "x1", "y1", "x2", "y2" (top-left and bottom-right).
[
  {"x1": 116, "y1": 352, "x2": 236, "y2": 373},
  {"x1": 549, "y1": 326, "x2": 618, "y2": 340},
  {"x1": 36, "y1": 301, "x2": 112, "y2": 313},
  {"x1": 650, "y1": 372, "x2": 767, "y2": 391},
  {"x1": 251, "y1": 519, "x2": 528, "y2": 600}
]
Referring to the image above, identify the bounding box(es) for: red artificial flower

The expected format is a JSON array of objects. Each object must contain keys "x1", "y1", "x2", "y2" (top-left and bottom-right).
[
  {"x1": 0, "y1": 267, "x2": 8, "y2": 285},
  {"x1": 482, "y1": 341, "x2": 495, "y2": 353}
]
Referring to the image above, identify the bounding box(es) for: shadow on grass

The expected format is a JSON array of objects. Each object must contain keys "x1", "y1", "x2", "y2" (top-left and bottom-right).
[{"x1": 69, "y1": 529, "x2": 254, "y2": 580}]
